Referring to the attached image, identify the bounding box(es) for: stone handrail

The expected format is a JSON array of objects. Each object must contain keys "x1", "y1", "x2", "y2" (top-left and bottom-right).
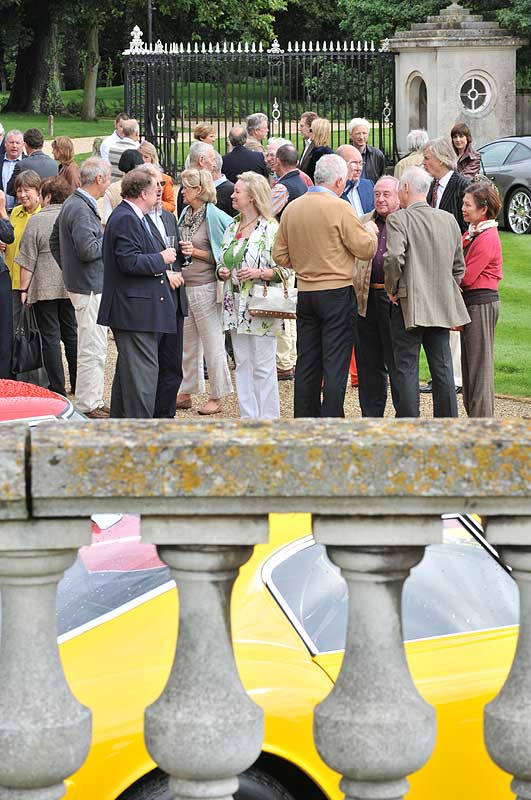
[{"x1": 1, "y1": 418, "x2": 531, "y2": 799}]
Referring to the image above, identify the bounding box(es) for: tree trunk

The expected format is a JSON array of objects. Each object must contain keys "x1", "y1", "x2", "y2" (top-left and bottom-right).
[
  {"x1": 4, "y1": 1, "x2": 52, "y2": 112},
  {"x1": 81, "y1": 20, "x2": 100, "y2": 121},
  {"x1": 42, "y1": 22, "x2": 65, "y2": 114}
]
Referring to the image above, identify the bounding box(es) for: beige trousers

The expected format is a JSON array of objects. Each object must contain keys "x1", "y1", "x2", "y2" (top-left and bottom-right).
[{"x1": 68, "y1": 291, "x2": 107, "y2": 413}]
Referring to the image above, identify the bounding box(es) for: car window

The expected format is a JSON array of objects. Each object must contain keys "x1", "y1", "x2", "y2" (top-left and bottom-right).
[
  {"x1": 266, "y1": 537, "x2": 518, "y2": 654},
  {"x1": 505, "y1": 143, "x2": 531, "y2": 165},
  {"x1": 480, "y1": 141, "x2": 516, "y2": 169}
]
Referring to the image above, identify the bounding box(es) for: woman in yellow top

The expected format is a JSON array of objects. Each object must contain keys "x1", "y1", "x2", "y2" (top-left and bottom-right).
[{"x1": 3, "y1": 169, "x2": 41, "y2": 320}]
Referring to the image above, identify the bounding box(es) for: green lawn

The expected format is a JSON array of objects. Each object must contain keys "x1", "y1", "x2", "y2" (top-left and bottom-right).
[{"x1": 420, "y1": 231, "x2": 531, "y2": 398}]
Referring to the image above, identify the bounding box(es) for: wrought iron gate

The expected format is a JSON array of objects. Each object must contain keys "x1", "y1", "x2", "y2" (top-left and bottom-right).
[{"x1": 124, "y1": 26, "x2": 397, "y2": 176}]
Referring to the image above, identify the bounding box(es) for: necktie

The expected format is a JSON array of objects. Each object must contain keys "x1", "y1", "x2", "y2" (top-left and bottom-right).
[
  {"x1": 431, "y1": 180, "x2": 440, "y2": 208},
  {"x1": 142, "y1": 216, "x2": 154, "y2": 238}
]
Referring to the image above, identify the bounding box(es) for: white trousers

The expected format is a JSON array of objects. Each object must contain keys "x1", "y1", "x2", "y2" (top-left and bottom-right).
[
  {"x1": 231, "y1": 332, "x2": 280, "y2": 419},
  {"x1": 68, "y1": 291, "x2": 107, "y2": 413},
  {"x1": 450, "y1": 330, "x2": 462, "y2": 388},
  {"x1": 180, "y1": 283, "x2": 233, "y2": 398},
  {"x1": 275, "y1": 273, "x2": 297, "y2": 370}
]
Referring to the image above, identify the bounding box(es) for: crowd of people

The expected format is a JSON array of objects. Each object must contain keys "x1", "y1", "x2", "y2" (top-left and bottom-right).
[{"x1": 0, "y1": 111, "x2": 502, "y2": 420}]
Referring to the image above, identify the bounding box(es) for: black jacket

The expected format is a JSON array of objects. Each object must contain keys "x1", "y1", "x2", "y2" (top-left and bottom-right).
[
  {"x1": 276, "y1": 169, "x2": 308, "y2": 218},
  {"x1": 145, "y1": 209, "x2": 188, "y2": 317},
  {"x1": 427, "y1": 171, "x2": 470, "y2": 234},
  {"x1": 215, "y1": 178, "x2": 237, "y2": 217},
  {"x1": 221, "y1": 145, "x2": 268, "y2": 184},
  {"x1": 305, "y1": 146, "x2": 333, "y2": 182},
  {"x1": 361, "y1": 144, "x2": 386, "y2": 184}
]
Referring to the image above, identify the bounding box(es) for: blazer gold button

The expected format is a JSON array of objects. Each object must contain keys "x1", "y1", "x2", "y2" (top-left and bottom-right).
[{"x1": 160, "y1": 279, "x2": 164, "y2": 284}]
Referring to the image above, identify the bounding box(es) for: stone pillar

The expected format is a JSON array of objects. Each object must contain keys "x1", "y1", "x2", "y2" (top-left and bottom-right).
[
  {"x1": 484, "y1": 517, "x2": 531, "y2": 800},
  {"x1": 389, "y1": 2, "x2": 527, "y2": 153},
  {"x1": 313, "y1": 517, "x2": 439, "y2": 800},
  {"x1": 143, "y1": 518, "x2": 267, "y2": 800},
  {"x1": 0, "y1": 521, "x2": 92, "y2": 800}
]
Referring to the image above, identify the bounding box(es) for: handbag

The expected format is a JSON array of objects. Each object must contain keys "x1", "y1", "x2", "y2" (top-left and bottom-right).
[
  {"x1": 248, "y1": 276, "x2": 297, "y2": 319},
  {"x1": 12, "y1": 304, "x2": 44, "y2": 374}
]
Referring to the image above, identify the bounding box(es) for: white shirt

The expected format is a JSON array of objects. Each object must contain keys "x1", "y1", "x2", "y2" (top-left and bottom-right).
[
  {"x1": 434, "y1": 170, "x2": 453, "y2": 208},
  {"x1": 148, "y1": 207, "x2": 166, "y2": 239},
  {"x1": 100, "y1": 130, "x2": 122, "y2": 162},
  {"x1": 346, "y1": 181, "x2": 364, "y2": 217}
]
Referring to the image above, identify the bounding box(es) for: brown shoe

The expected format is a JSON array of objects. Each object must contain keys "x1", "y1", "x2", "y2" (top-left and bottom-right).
[
  {"x1": 277, "y1": 368, "x2": 294, "y2": 380},
  {"x1": 175, "y1": 396, "x2": 193, "y2": 410},
  {"x1": 198, "y1": 399, "x2": 222, "y2": 415},
  {"x1": 85, "y1": 406, "x2": 110, "y2": 419}
]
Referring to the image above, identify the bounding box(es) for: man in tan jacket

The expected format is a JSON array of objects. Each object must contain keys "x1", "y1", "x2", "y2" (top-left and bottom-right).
[
  {"x1": 384, "y1": 166, "x2": 470, "y2": 418},
  {"x1": 353, "y1": 176, "x2": 401, "y2": 417},
  {"x1": 273, "y1": 154, "x2": 378, "y2": 418}
]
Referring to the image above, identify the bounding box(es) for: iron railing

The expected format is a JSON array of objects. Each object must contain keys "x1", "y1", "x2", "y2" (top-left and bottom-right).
[{"x1": 124, "y1": 26, "x2": 397, "y2": 176}]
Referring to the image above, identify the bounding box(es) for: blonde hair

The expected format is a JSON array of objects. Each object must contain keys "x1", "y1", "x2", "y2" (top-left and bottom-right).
[
  {"x1": 236, "y1": 171, "x2": 274, "y2": 221},
  {"x1": 193, "y1": 122, "x2": 215, "y2": 142},
  {"x1": 311, "y1": 118, "x2": 331, "y2": 148},
  {"x1": 139, "y1": 140, "x2": 159, "y2": 165},
  {"x1": 52, "y1": 136, "x2": 75, "y2": 163},
  {"x1": 181, "y1": 167, "x2": 216, "y2": 204}
]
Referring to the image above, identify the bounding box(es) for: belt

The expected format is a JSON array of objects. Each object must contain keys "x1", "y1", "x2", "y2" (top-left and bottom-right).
[{"x1": 370, "y1": 283, "x2": 385, "y2": 289}]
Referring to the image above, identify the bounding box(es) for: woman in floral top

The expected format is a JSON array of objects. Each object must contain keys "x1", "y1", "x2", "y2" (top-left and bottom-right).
[{"x1": 217, "y1": 171, "x2": 289, "y2": 419}]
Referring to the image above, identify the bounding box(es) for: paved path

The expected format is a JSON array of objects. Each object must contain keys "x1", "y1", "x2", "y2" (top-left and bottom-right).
[{"x1": 42, "y1": 136, "x2": 99, "y2": 157}]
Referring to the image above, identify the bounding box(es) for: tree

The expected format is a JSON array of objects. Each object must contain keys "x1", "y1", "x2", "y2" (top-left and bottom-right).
[{"x1": 81, "y1": 19, "x2": 101, "y2": 121}]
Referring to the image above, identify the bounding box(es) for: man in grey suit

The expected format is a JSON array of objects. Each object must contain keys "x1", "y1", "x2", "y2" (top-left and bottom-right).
[
  {"x1": 384, "y1": 167, "x2": 470, "y2": 418},
  {"x1": 7, "y1": 128, "x2": 57, "y2": 194}
]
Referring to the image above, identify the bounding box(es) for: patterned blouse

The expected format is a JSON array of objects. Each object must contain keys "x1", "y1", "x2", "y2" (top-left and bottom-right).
[{"x1": 217, "y1": 215, "x2": 290, "y2": 337}]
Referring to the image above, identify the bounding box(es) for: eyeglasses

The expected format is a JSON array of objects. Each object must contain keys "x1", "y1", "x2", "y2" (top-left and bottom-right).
[{"x1": 157, "y1": 180, "x2": 166, "y2": 187}]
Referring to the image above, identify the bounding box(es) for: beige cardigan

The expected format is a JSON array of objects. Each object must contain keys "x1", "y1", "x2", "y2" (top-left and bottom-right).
[{"x1": 15, "y1": 204, "x2": 69, "y2": 303}]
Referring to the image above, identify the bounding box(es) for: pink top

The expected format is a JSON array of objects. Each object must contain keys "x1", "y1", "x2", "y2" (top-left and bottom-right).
[{"x1": 461, "y1": 226, "x2": 503, "y2": 291}]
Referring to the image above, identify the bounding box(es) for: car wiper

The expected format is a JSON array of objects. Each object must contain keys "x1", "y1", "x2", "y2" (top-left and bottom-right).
[{"x1": 442, "y1": 513, "x2": 512, "y2": 575}]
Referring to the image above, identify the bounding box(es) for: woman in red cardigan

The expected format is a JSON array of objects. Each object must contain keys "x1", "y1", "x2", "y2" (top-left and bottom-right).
[{"x1": 460, "y1": 181, "x2": 503, "y2": 417}]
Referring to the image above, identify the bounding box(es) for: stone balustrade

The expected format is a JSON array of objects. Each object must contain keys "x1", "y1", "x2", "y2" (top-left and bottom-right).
[{"x1": 1, "y1": 418, "x2": 531, "y2": 800}]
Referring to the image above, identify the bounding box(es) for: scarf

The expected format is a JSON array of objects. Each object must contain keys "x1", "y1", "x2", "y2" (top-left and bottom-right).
[
  {"x1": 467, "y1": 219, "x2": 498, "y2": 239},
  {"x1": 181, "y1": 203, "x2": 207, "y2": 240}
]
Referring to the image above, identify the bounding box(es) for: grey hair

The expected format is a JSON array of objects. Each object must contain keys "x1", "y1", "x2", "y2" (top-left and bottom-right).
[
  {"x1": 267, "y1": 137, "x2": 292, "y2": 148},
  {"x1": 314, "y1": 154, "x2": 347, "y2": 186},
  {"x1": 187, "y1": 141, "x2": 214, "y2": 168},
  {"x1": 399, "y1": 166, "x2": 432, "y2": 196},
  {"x1": 213, "y1": 150, "x2": 223, "y2": 173},
  {"x1": 228, "y1": 126, "x2": 247, "y2": 147},
  {"x1": 137, "y1": 163, "x2": 161, "y2": 177},
  {"x1": 80, "y1": 157, "x2": 111, "y2": 186},
  {"x1": 6, "y1": 129, "x2": 23, "y2": 141},
  {"x1": 424, "y1": 138, "x2": 457, "y2": 171},
  {"x1": 348, "y1": 117, "x2": 370, "y2": 134},
  {"x1": 246, "y1": 113, "x2": 268, "y2": 134},
  {"x1": 406, "y1": 129, "x2": 429, "y2": 152},
  {"x1": 121, "y1": 119, "x2": 140, "y2": 137},
  {"x1": 374, "y1": 175, "x2": 400, "y2": 191}
]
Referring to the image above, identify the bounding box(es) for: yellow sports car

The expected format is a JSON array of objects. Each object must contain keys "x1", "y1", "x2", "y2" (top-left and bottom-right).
[{"x1": 57, "y1": 512, "x2": 517, "y2": 800}]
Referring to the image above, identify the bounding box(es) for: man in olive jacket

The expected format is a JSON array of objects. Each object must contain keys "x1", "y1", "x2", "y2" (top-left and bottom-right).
[{"x1": 384, "y1": 166, "x2": 470, "y2": 419}]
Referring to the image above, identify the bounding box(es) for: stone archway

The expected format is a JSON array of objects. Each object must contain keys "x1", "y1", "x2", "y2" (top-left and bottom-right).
[{"x1": 408, "y1": 74, "x2": 427, "y2": 131}]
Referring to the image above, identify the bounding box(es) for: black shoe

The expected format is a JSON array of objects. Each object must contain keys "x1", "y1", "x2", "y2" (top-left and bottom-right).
[
  {"x1": 455, "y1": 385, "x2": 462, "y2": 394},
  {"x1": 419, "y1": 380, "x2": 432, "y2": 394}
]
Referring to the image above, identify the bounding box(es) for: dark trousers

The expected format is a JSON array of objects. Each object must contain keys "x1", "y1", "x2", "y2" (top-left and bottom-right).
[
  {"x1": 111, "y1": 329, "x2": 160, "y2": 418},
  {"x1": 33, "y1": 299, "x2": 77, "y2": 396},
  {"x1": 154, "y1": 314, "x2": 184, "y2": 418},
  {"x1": 390, "y1": 303, "x2": 457, "y2": 418},
  {"x1": 294, "y1": 286, "x2": 355, "y2": 418},
  {"x1": 0, "y1": 269, "x2": 12, "y2": 378},
  {"x1": 356, "y1": 288, "x2": 400, "y2": 417}
]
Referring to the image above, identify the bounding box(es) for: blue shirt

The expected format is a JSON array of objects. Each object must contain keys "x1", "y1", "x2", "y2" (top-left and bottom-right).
[
  {"x1": 76, "y1": 188, "x2": 98, "y2": 212},
  {"x1": 307, "y1": 186, "x2": 337, "y2": 197},
  {"x1": 2, "y1": 157, "x2": 22, "y2": 210}
]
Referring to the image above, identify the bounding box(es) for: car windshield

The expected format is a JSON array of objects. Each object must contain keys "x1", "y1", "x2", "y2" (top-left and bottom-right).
[{"x1": 265, "y1": 532, "x2": 519, "y2": 654}]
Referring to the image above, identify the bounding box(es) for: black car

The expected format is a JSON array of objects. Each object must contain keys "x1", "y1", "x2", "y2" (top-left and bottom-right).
[{"x1": 478, "y1": 135, "x2": 531, "y2": 234}]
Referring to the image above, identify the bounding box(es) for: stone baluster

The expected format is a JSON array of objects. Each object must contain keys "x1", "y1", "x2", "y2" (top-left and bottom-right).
[
  {"x1": 143, "y1": 517, "x2": 267, "y2": 800},
  {"x1": 313, "y1": 516, "x2": 441, "y2": 800},
  {"x1": 0, "y1": 520, "x2": 92, "y2": 800},
  {"x1": 484, "y1": 516, "x2": 531, "y2": 800}
]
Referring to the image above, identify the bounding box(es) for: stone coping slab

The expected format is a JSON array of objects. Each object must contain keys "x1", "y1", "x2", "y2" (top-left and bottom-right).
[
  {"x1": 29, "y1": 419, "x2": 531, "y2": 517},
  {"x1": 0, "y1": 424, "x2": 29, "y2": 520}
]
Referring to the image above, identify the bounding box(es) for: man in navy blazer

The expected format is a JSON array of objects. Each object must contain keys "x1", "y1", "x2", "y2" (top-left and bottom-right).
[
  {"x1": 221, "y1": 126, "x2": 268, "y2": 184},
  {"x1": 337, "y1": 145, "x2": 374, "y2": 216},
  {"x1": 97, "y1": 168, "x2": 182, "y2": 418}
]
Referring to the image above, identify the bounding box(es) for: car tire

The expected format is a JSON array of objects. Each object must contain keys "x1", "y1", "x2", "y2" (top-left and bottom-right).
[
  {"x1": 120, "y1": 768, "x2": 296, "y2": 800},
  {"x1": 505, "y1": 187, "x2": 531, "y2": 234}
]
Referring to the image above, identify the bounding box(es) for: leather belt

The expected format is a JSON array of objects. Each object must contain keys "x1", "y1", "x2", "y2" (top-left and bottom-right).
[{"x1": 370, "y1": 283, "x2": 385, "y2": 289}]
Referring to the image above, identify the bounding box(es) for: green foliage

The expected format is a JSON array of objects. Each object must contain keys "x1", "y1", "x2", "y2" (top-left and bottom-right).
[{"x1": 338, "y1": 0, "x2": 448, "y2": 43}]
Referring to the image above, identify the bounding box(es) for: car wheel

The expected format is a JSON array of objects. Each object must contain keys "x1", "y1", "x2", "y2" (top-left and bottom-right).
[
  {"x1": 506, "y1": 187, "x2": 531, "y2": 234},
  {"x1": 119, "y1": 768, "x2": 296, "y2": 800}
]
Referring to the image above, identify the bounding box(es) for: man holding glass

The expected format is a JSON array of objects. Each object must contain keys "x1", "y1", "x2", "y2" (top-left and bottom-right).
[
  {"x1": 142, "y1": 163, "x2": 188, "y2": 418},
  {"x1": 98, "y1": 168, "x2": 182, "y2": 418}
]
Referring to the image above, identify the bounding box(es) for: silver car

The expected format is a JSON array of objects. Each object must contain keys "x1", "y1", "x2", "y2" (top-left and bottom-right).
[{"x1": 478, "y1": 135, "x2": 531, "y2": 234}]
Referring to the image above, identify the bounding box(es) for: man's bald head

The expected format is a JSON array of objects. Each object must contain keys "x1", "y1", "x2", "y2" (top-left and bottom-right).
[{"x1": 336, "y1": 144, "x2": 363, "y2": 181}]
